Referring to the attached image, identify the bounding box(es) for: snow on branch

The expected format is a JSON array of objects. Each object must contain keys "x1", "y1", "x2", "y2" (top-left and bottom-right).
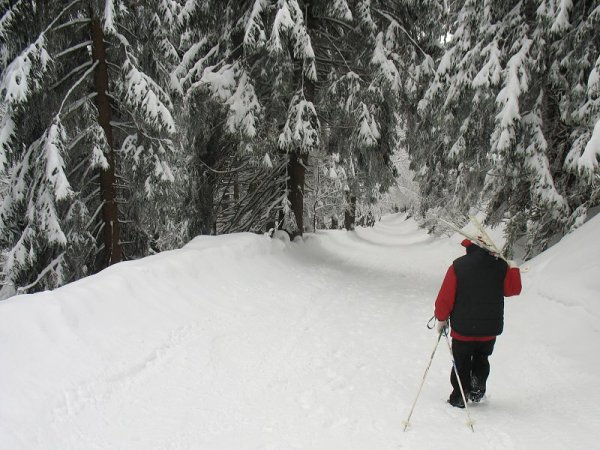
[
  {"x1": 492, "y1": 37, "x2": 532, "y2": 153},
  {"x1": 118, "y1": 133, "x2": 175, "y2": 197},
  {"x1": 371, "y1": 31, "x2": 400, "y2": 93},
  {"x1": 89, "y1": 124, "x2": 110, "y2": 170},
  {"x1": 16, "y1": 251, "x2": 66, "y2": 294},
  {"x1": 550, "y1": 0, "x2": 573, "y2": 33},
  {"x1": 522, "y1": 103, "x2": 568, "y2": 215},
  {"x1": 0, "y1": 107, "x2": 15, "y2": 174},
  {"x1": 268, "y1": 0, "x2": 317, "y2": 81},
  {"x1": 57, "y1": 60, "x2": 98, "y2": 116},
  {"x1": 472, "y1": 39, "x2": 501, "y2": 88},
  {"x1": 104, "y1": 0, "x2": 118, "y2": 35},
  {"x1": 1, "y1": 119, "x2": 72, "y2": 278},
  {"x1": 355, "y1": 0, "x2": 376, "y2": 34},
  {"x1": 372, "y1": 8, "x2": 428, "y2": 58},
  {"x1": 587, "y1": 56, "x2": 600, "y2": 98},
  {"x1": 199, "y1": 63, "x2": 262, "y2": 139},
  {"x1": 278, "y1": 90, "x2": 320, "y2": 153},
  {"x1": 152, "y1": 153, "x2": 175, "y2": 183},
  {"x1": 565, "y1": 119, "x2": 600, "y2": 176},
  {"x1": 0, "y1": 0, "x2": 26, "y2": 40},
  {"x1": 40, "y1": 120, "x2": 73, "y2": 202},
  {"x1": 0, "y1": 37, "x2": 50, "y2": 105},
  {"x1": 1, "y1": 226, "x2": 35, "y2": 286},
  {"x1": 419, "y1": 46, "x2": 458, "y2": 113},
  {"x1": 172, "y1": 38, "x2": 218, "y2": 93},
  {"x1": 1, "y1": 0, "x2": 82, "y2": 105},
  {"x1": 244, "y1": 0, "x2": 269, "y2": 53},
  {"x1": 327, "y1": 71, "x2": 362, "y2": 112},
  {"x1": 356, "y1": 102, "x2": 380, "y2": 148},
  {"x1": 158, "y1": 0, "x2": 182, "y2": 28},
  {"x1": 122, "y1": 57, "x2": 176, "y2": 135},
  {"x1": 178, "y1": 0, "x2": 198, "y2": 26},
  {"x1": 328, "y1": 0, "x2": 353, "y2": 22},
  {"x1": 225, "y1": 70, "x2": 261, "y2": 138}
]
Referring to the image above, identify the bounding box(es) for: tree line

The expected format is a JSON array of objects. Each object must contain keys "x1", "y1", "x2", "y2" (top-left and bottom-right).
[{"x1": 0, "y1": 0, "x2": 598, "y2": 297}]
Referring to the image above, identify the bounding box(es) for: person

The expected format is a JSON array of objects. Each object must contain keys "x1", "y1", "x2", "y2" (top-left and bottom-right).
[{"x1": 434, "y1": 238, "x2": 522, "y2": 408}]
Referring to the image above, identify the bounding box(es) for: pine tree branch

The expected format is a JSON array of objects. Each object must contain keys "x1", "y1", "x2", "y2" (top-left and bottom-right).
[
  {"x1": 67, "y1": 125, "x2": 94, "y2": 151},
  {"x1": 54, "y1": 40, "x2": 93, "y2": 59},
  {"x1": 85, "y1": 200, "x2": 104, "y2": 230},
  {"x1": 0, "y1": 0, "x2": 26, "y2": 38},
  {"x1": 83, "y1": 187, "x2": 101, "y2": 204},
  {"x1": 106, "y1": 61, "x2": 122, "y2": 72},
  {"x1": 312, "y1": 15, "x2": 355, "y2": 32},
  {"x1": 51, "y1": 60, "x2": 93, "y2": 90},
  {"x1": 68, "y1": 154, "x2": 92, "y2": 178},
  {"x1": 110, "y1": 121, "x2": 134, "y2": 134},
  {"x1": 372, "y1": 8, "x2": 428, "y2": 58},
  {"x1": 313, "y1": 29, "x2": 355, "y2": 74},
  {"x1": 46, "y1": 0, "x2": 83, "y2": 33},
  {"x1": 53, "y1": 17, "x2": 91, "y2": 32},
  {"x1": 197, "y1": 157, "x2": 251, "y2": 174},
  {"x1": 61, "y1": 91, "x2": 98, "y2": 118},
  {"x1": 109, "y1": 120, "x2": 135, "y2": 128},
  {"x1": 57, "y1": 59, "x2": 98, "y2": 115},
  {"x1": 116, "y1": 22, "x2": 139, "y2": 42},
  {"x1": 16, "y1": 252, "x2": 65, "y2": 294}
]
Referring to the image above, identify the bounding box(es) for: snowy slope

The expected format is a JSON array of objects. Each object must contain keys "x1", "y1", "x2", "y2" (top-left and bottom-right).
[{"x1": 1, "y1": 214, "x2": 599, "y2": 450}]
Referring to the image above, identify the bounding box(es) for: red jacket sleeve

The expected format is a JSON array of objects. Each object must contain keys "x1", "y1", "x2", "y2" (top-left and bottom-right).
[
  {"x1": 435, "y1": 266, "x2": 457, "y2": 321},
  {"x1": 504, "y1": 267, "x2": 522, "y2": 296}
]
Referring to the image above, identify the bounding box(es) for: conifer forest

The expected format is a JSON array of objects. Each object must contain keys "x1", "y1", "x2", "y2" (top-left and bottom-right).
[{"x1": 1, "y1": 0, "x2": 598, "y2": 297}]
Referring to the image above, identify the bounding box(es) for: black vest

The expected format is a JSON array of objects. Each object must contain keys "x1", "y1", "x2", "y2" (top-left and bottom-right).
[{"x1": 450, "y1": 246, "x2": 508, "y2": 337}]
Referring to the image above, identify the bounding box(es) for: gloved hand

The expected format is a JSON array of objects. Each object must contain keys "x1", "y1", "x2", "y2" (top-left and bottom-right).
[
  {"x1": 436, "y1": 319, "x2": 448, "y2": 334},
  {"x1": 507, "y1": 260, "x2": 519, "y2": 268}
]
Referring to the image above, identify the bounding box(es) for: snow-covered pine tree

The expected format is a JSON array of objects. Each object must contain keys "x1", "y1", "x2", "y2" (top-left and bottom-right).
[
  {"x1": 169, "y1": 0, "x2": 439, "y2": 237},
  {"x1": 415, "y1": 0, "x2": 599, "y2": 257},
  {"x1": 112, "y1": 0, "x2": 182, "y2": 255},
  {"x1": 0, "y1": 1, "x2": 177, "y2": 297},
  {"x1": 310, "y1": 0, "x2": 443, "y2": 230},
  {"x1": 259, "y1": 0, "x2": 319, "y2": 237},
  {"x1": 171, "y1": 0, "x2": 319, "y2": 238},
  {"x1": 1, "y1": 1, "x2": 83, "y2": 297},
  {"x1": 169, "y1": 0, "x2": 279, "y2": 237},
  {"x1": 543, "y1": 0, "x2": 600, "y2": 239}
]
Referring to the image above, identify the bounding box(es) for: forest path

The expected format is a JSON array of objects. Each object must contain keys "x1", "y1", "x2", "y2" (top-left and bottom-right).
[{"x1": 2, "y1": 214, "x2": 599, "y2": 449}]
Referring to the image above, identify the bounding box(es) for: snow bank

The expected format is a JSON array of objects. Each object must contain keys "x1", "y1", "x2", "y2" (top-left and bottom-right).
[{"x1": 0, "y1": 214, "x2": 598, "y2": 449}]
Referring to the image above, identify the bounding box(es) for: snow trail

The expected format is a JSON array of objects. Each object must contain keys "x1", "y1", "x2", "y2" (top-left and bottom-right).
[{"x1": 1, "y1": 214, "x2": 599, "y2": 449}]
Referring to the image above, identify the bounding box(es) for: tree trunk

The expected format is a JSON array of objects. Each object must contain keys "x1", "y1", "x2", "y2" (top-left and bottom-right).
[
  {"x1": 285, "y1": 1, "x2": 317, "y2": 238},
  {"x1": 344, "y1": 193, "x2": 356, "y2": 230},
  {"x1": 287, "y1": 152, "x2": 306, "y2": 238},
  {"x1": 197, "y1": 131, "x2": 219, "y2": 235},
  {"x1": 90, "y1": 13, "x2": 122, "y2": 266},
  {"x1": 331, "y1": 215, "x2": 338, "y2": 229}
]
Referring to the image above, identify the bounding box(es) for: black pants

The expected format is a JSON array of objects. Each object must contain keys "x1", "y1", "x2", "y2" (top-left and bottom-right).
[{"x1": 450, "y1": 338, "x2": 496, "y2": 400}]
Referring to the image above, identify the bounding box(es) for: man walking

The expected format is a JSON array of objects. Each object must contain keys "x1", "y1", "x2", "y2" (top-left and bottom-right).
[{"x1": 434, "y1": 239, "x2": 522, "y2": 408}]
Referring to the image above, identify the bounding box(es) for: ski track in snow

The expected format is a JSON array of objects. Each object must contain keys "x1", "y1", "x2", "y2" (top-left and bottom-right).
[{"x1": 1, "y1": 214, "x2": 599, "y2": 449}]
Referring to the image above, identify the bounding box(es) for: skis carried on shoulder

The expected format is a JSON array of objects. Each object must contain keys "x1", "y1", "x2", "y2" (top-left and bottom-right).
[
  {"x1": 437, "y1": 216, "x2": 509, "y2": 264},
  {"x1": 468, "y1": 216, "x2": 508, "y2": 262}
]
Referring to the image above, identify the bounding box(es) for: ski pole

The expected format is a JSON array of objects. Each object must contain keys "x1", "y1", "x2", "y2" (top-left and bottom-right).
[
  {"x1": 402, "y1": 329, "x2": 443, "y2": 431},
  {"x1": 443, "y1": 329, "x2": 475, "y2": 432}
]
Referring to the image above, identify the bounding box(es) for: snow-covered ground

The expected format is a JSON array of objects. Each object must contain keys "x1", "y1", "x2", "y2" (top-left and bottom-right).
[{"x1": 1, "y1": 213, "x2": 599, "y2": 449}]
